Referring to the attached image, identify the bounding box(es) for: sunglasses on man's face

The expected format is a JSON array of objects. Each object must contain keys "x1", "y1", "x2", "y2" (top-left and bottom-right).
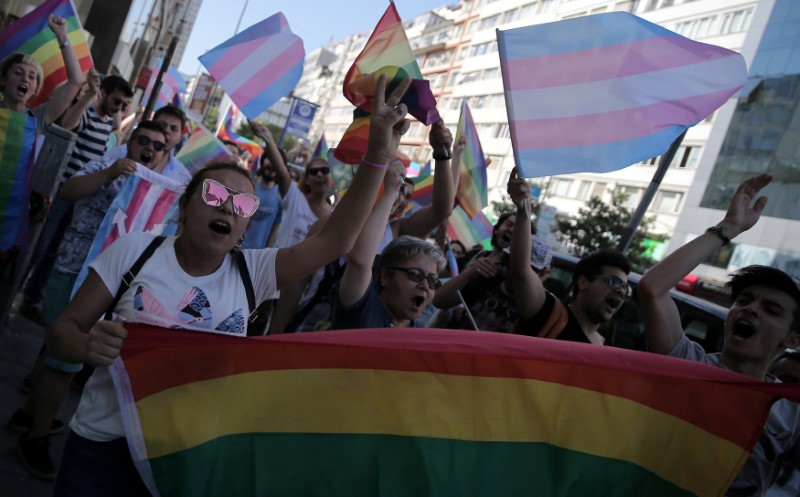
[
  {"x1": 388, "y1": 266, "x2": 442, "y2": 290},
  {"x1": 112, "y1": 97, "x2": 129, "y2": 107},
  {"x1": 589, "y1": 274, "x2": 631, "y2": 297},
  {"x1": 136, "y1": 134, "x2": 166, "y2": 152},
  {"x1": 201, "y1": 179, "x2": 260, "y2": 218},
  {"x1": 306, "y1": 166, "x2": 330, "y2": 176}
]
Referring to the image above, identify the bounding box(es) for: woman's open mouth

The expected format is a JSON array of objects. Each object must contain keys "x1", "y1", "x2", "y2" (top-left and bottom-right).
[{"x1": 209, "y1": 220, "x2": 231, "y2": 235}]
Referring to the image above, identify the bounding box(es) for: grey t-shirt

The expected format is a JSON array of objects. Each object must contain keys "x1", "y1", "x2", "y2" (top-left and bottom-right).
[{"x1": 669, "y1": 336, "x2": 800, "y2": 496}]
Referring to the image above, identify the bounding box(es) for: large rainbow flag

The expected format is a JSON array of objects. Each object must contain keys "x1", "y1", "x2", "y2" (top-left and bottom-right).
[
  {"x1": 497, "y1": 12, "x2": 747, "y2": 178},
  {"x1": 110, "y1": 325, "x2": 799, "y2": 497},
  {"x1": 217, "y1": 106, "x2": 263, "y2": 167},
  {"x1": 454, "y1": 100, "x2": 488, "y2": 219},
  {"x1": 72, "y1": 167, "x2": 183, "y2": 295},
  {"x1": 199, "y1": 12, "x2": 304, "y2": 120},
  {"x1": 333, "y1": 3, "x2": 439, "y2": 164},
  {"x1": 0, "y1": 109, "x2": 38, "y2": 250},
  {"x1": 175, "y1": 116, "x2": 232, "y2": 174},
  {"x1": 0, "y1": 0, "x2": 94, "y2": 108}
]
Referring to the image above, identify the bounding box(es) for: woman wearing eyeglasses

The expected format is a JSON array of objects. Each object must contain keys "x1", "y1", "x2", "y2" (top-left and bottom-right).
[
  {"x1": 45, "y1": 76, "x2": 412, "y2": 496},
  {"x1": 331, "y1": 160, "x2": 445, "y2": 330}
]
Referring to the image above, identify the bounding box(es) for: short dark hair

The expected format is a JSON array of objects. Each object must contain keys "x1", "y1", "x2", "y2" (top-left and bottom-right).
[
  {"x1": 179, "y1": 160, "x2": 254, "y2": 213},
  {"x1": 153, "y1": 105, "x2": 186, "y2": 129},
  {"x1": 130, "y1": 120, "x2": 166, "y2": 142},
  {"x1": 490, "y1": 212, "x2": 515, "y2": 249},
  {"x1": 728, "y1": 265, "x2": 800, "y2": 330},
  {"x1": 572, "y1": 249, "x2": 631, "y2": 296},
  {"x1": 100, "y1": 75, "x2": 133, "y2": 97},
  {"x1": 221, "y1": 139, "x2": 242, "y2": 155}
]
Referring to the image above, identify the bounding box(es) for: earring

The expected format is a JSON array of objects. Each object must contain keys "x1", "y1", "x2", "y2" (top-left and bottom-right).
[{"x1": 236, "y1": 236, "x2": 244, "y2": 248}]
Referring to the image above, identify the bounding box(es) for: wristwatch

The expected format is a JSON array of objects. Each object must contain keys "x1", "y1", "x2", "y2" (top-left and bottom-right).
[
  {"x1": 432, "y1": 149, "x2": 452, "y2": 161},
  {"x1": 59, "y1": 39, "x2": 71, "y2": 49}
]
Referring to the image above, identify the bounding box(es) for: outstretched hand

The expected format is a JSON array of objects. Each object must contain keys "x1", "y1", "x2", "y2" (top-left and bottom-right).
[
  {"x1": 720, "y1": 173, "x2": 771, "y2": 238},
  {"x1": 48, "y1": 15, "x2": 68, "y2": 42},
  {"x1": 365, "y1": 74, "x2": 411, "y2": 165},
  {"x1": 506, "y1": 167, "x2": 530, "y2": 210},
  {"x1": 249, "y1": 120, "x2": 270, "y2": 143}
]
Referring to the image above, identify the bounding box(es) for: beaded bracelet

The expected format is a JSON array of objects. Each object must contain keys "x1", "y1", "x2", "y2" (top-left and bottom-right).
[
  {"x1": 361, "y1": 157, "x2": 388, "y2": 169},
  {"x1": 706, "y1": 225, "x2": 731, "y2": 246}
]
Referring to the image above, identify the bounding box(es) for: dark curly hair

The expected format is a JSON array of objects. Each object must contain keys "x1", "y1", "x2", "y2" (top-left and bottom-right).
[{"x1": 728, "y1": 265, "x2": 800, "y2": 330}]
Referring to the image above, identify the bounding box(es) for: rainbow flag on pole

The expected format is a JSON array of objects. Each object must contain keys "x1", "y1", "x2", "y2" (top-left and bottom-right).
[
  {"x1": 199, "y1": 12, "x2": 304, "y2": 120},
  {"x1": 447, "y1": 205, "x2": 493, "y2": 249},
  {"x1": 333, "y1": 2, "x2": 439, "y2": 164},
  {"x1": 311, "y1": 133, "x2": 328, "y2": 160},
  {"x1": 217, "y1": 106, "x2": 263, "y2": 169},
  {"x1": 110, "y1": 325, "x2": 799, "y2": 497},
  {"x1": 454, "y1": 100, "x2": 488, "y2": 219},
  {"x1": 497, "y1": 12, "x2": 747, "y2": 178},
  {"x1": 175, "y1": 117, "x2": 232, "y2": 174},
  {"x1": 0, "y1": 109, "x2": 38, "y2": 250},
  {"x1": 0, "y1": 0, "x2": 93, "y2": 108},
  {"x1": 143, "y1": 59, "x2": 187, "y2": 109}
]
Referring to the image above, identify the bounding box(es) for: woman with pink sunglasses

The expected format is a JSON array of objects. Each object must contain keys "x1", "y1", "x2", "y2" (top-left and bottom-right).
[{"x1": 44, "y1": 76, "x2": 412, "y2": 496}]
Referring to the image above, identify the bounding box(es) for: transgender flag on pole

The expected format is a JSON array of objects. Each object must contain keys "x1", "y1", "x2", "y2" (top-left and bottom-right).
[
  {"x1": 497, "y1": 12, "x2": 747, "y2": 178},
  {"x1": 199, "y1": 12, "x2": 304, "y2": 120}
]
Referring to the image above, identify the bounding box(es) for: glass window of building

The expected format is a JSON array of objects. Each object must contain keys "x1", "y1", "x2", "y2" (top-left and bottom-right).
[
  {"x1": 550, "y1": 178, "x2": 573, "y2": 197},
  {"x1": 483, "y1": 67, "x2": 499, "y2": 80},
  {"x1": 591, "y1": 182, "x2": 607, "y2": 199},
  {"x1": 577, "y1": 180, "x2": 592, "y2": 200},
  {"x1": 653, "y1": 191, "x2": 683, "y2": 212},
  {"x1": 501, "y1": 9, "x2": 517, "y2": 24},
  {"x1": 447, "y1": 70, "x2": 460, "y2": 86},
  {"x1": 479, "y1": 14, "x2": 500, "y2": 31},
  {"x1": 618, "y1": 185, "x2": 643, "y2": 208},
  {"x1": 519, "y1": 3, "x2": 537, "y2": 19},
  {"x1": 495, "y1": 123, "x2": 511, "y2": 139},
  {"x1": 541, "y1": 0, "x2": 557, "y2": 14},
  {"x1": 720, "y1": 9, "x2": 752, "y2": 34}
]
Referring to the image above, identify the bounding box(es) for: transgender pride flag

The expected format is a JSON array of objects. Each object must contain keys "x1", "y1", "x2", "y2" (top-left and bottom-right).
[
  {"x1": 199, "y1": 12, "x2": 304, "y2": 120},
  {"x1": 497, "y1": 12, "x2": 747, "y2": 178},
  {"x1": 72, "y1": 166, "x2": 183, "y2": 296},
  {"x1": 143, "y1": 59, "x2": 187, "y2": 108}
]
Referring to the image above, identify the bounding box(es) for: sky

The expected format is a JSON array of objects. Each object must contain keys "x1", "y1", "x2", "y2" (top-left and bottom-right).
[{"x1": 175, "y1": 0, "x2": 450, "y2": 76}]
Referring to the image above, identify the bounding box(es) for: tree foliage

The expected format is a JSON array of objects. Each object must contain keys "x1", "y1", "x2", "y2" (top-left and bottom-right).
[{"x1": 556, "y1": 191, "x2": 665, "y2": 273}]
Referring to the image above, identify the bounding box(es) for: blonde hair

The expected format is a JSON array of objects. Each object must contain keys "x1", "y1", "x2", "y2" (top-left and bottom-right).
[{"x1": 0, "y1": 53, "x2": 44, "y2": 98}]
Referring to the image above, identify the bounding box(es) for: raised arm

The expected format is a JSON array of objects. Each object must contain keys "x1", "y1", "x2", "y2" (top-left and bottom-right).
[
  {"x1": 395, "y1": 120, "x2": 454, "y2": 238},
  {"x1": 250, "y1": 120, "x2": 292, "y2": 196},
  {"x1": 59, "y1": 69, "x2": 98, "y2": 131},
  {"x1": 507, "y1": 168, "x2": 547, "y2": 320},
  {"x1": 274, "y1": 75, "x2": 411, "y2": 290},
  {"x1": 338, "y1": 161, "x2": 405, "y2": 306},
  {"x1": 43, "y1": 15, "x2": 86, "y2": 125},
  {"x1": 639, "y1": 174, "x2": 772, "y2": 353},
  {"x1": 58, "y1": 158, "x2": 137, "y2": 200},
  {"x1": 432, "y1": 256, "x2": 497, "y2": 308}
]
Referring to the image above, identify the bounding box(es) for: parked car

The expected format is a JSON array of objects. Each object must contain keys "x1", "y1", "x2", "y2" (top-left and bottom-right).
[{"x1": 547, "y1": 252, "x2": 728, "y2": 353}]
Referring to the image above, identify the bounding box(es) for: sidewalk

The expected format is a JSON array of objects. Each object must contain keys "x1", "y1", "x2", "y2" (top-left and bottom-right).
[{"x1": 0, "y1": 305, "x2": 80, "y2": 497}]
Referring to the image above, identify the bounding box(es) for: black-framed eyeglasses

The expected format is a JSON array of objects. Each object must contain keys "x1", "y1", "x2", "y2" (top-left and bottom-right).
[
  {"x1": 112, "y1": 97, "x2": 130, "y2": 107},
  {"x1": 588, "y1": 274, "x2": 631, "y2": 297},
  {"x1": 387, "y1": 266, "x2": 442, "y2": 290},
  {"x1": 136, "y1": 134, "x2": 166, "y2": 152},
  {"x1": 306, "y1": 166, "x2": 330, "y2": 176}
]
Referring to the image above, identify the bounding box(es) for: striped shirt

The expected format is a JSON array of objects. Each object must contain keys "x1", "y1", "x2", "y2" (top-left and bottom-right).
[{"x1": 60, "y1": 104, "x2": 113, "y2": 183}]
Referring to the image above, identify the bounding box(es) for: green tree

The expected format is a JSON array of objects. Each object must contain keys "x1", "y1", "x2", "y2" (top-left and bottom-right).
[
  {"x1": 202, "y1": 105, "x2": 219, "y2": 132},
  {"x1": 556, "y1": 191, "x2": 666, "y2": 273}
]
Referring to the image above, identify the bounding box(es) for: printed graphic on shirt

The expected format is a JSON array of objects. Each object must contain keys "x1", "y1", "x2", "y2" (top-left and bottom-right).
[{"x1": 133, "y1": 285, "x2": 245, "y2": 334}]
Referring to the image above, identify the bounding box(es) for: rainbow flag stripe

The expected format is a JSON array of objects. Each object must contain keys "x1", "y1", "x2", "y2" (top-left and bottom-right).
[
  {"x1": 111, "y1": 325, "x2": 797, "y2": 497},
  {"x1": 311, "y1": 133, "x2": 328, "y2": 160},
  {"x1": 0, "y1": 109, "x2": 37, "y2": 249},
  {"x1": 217, "y1": 106, "x2": 263, "y2": 167},
  {"x1": 334, "y1": 3, "x2": 439, "y2": 164},
  {"x1": 0, "y1": 0, "x2": 94, "y2": 108},
  {"x1": 447, "y1": 205, "x2": 492, "y2": 249},
  {"x1": 455, "y1": 100, "x2": 488, "y2": 219},
  {"x1": 497, "y1": 12, "x2": 746, "y2": 178},
  {"x1": 176, "y1": 118, "x2": 232, "y2": 174}
]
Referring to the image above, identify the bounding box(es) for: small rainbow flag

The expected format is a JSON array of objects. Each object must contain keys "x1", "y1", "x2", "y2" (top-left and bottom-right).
[
  {"x1": 217, "y1": 106, "x2": 263, "y2": 166},
  {"x1": 199, "y1": 12, "x2": 304, "y2": 120},
  {"x1": 143, "y1": 59, "x2": 187, "y2": 109},
  {"x1": 447, "y1": 205, "x2": 493, "y2": 249},
  {"x1": 455, "y1": 100, "x2": 488, "y2": 219},
  {"x1": 0, "y1": 0, "x2": 94, "y2": 108},
  {"x1": 0, "y1": 109, "x2": 38, "y2": 250},
  {"x1": 497, "y1": 12, "x2": 747, "y2": 178},
  {"x1": 408, "y1": 162, "x2": 434, "y2": 211},
  {"x1": 333, "y1": 3, "x2": 439, "y2": 164},
  {"x1": 175, "y1": 116, "x2": 232, "y2": 174},
  {"x1": 110, "y1": 325, "x2": 799, "y2": 497},
  {"x1": 311, "y1": 133, "x2": 328, "y2": 160}
]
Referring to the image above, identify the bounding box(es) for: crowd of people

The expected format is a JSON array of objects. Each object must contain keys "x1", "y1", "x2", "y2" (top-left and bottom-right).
[{"x1": 0, "y1": 14, "x2": 797, "y2": 497}]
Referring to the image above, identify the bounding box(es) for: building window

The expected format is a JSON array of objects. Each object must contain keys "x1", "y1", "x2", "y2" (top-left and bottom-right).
[
  {"x1": 479, "y1": 14, "x2": 500, "y2": 31},
  {"x1": 675, "y1": 16, "x2": 716, "y2": 39},
  {"x1": 644, "y1": 0, "x2": 658, "y2": 11},
  {"x1": 550, "y1": 178, "x2": 573, "y2": 197},
  {"x1": 483, "y1": 67, "x2": 499, "y2": 80},
  {"x1": 447, "y1": 71, "x2": 460, "y2": 86},
  {"x1": 541, "y1": 0, "x2": 557, "y2": 14},
  {"x1": 519, "y1": 3, "x2": 537, "y2": 19},
  {"x1": 501, "y1": 9, "x2": 517, "y2": 24},
  {"x1": 720, "y1": 9, "x2": 752, "y2": 34},
  {"x1": 495, "y1": 123, "x2": 510, "y2": 139},
  {"x1": 653, "y1": 190, "x2": 683, "y2": 212},
  {"x1": 617, "y1": 185, "x2": 643, "y2": 208},
  {"x1": 576, "y1": 180, "x2": 592, "y2": 200},
  {"x1": 591, "y1": 182, "x2": 606, "y2": 199},
  {"x1": 669, "y1": 145, "x2": 703, "y2": 168}
]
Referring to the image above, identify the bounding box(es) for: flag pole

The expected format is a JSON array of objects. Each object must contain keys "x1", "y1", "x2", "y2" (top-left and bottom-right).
[
  {"x1": 143, "y1": 36, "x2": 178, "y2": 120},
  {"x1": 616, "y1": 130, "x2": 687, "y2": 254}
]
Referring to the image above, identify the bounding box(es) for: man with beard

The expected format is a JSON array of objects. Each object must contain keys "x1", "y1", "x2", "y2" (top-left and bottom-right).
[
  {"x1": 12, "y1": 122, "x2": 169, "y2": 479},
  {"x1": 241, "y1": 151, "x2": 283, "y2": 249},
  {"x1": 503, "y1": 168, "x2": 631, "y2": 343},
  {"x1": 638, "y1": 174, "x2": 799, "y2": 496}
]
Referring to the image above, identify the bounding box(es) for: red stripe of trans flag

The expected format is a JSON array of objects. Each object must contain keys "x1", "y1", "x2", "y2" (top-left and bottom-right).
[
  {"x1": 0, "y1": 0, "x2": 94, "y2": 107},
  {"x1": 199, "y1": 12, "x2": 304, "y2": 120},
  {"x1": 497, "y1": 12, "x2": 746, "y2": 178},
  {"x1": 334, "y1": 2, "x2": 439, "y2": 164}
]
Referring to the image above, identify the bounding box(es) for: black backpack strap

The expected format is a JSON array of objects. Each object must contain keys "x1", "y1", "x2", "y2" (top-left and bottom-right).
[
  {"x1": 104, "y1": 236, "x2": 166, "y2": 320},
  {"x1": 231, "y1": 248, "x2": 262, "y2": 336}
]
